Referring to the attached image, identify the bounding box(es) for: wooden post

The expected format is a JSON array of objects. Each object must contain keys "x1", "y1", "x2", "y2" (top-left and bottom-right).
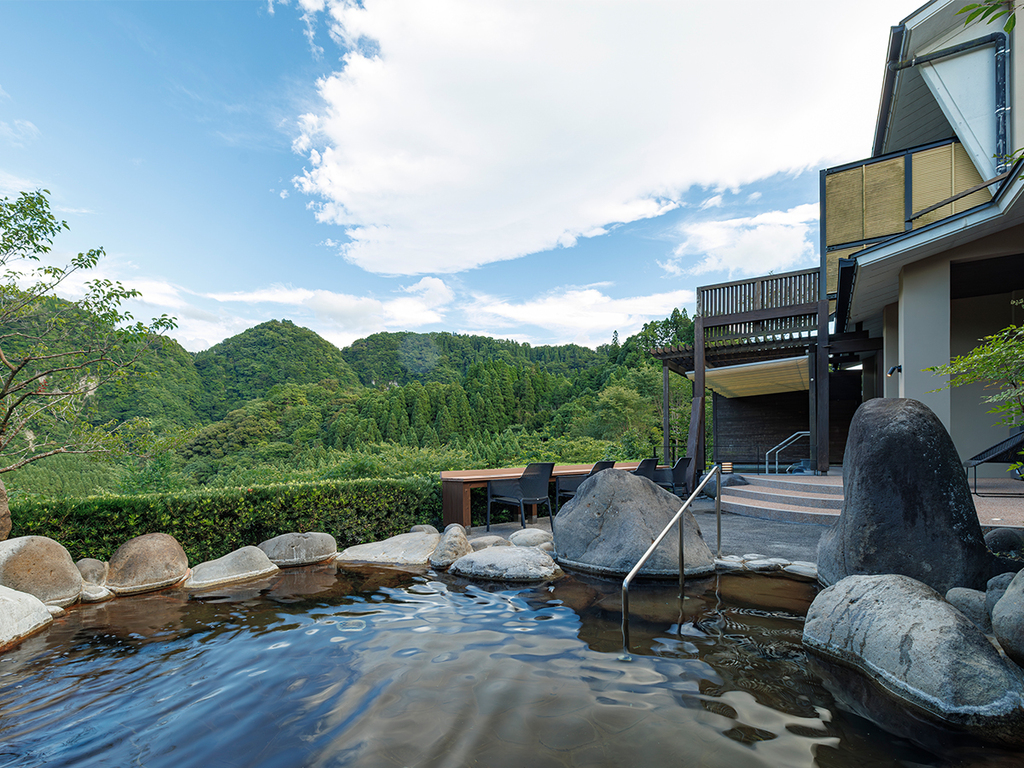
[
  {"x1": 816, "y1": 298, "x2": 830, "y2": 474},
  {"x1": 687, "y1": 314, "x2": 706, "y2": 489},
  {"x1": 662, "y1": 362, "x2": 671, "y2": 463}
]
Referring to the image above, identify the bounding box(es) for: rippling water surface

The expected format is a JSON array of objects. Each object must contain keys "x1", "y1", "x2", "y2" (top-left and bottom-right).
[{"x1": 0, "y1": 564, "x2": 1014, "y2": 767}]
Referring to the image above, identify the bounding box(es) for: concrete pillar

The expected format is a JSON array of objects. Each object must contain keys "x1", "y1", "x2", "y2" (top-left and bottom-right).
[
  {"x1": 883, "y1": 302, "x2": 900, "y2": 398},
  {"x1": 899, "y1": 259, "x2": 950, "y2": 429}
]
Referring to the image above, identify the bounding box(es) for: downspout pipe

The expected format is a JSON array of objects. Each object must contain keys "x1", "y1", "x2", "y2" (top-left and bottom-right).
[
  {"x1": 888, "y1": 32, "x2": 1009, "y2": 172},
  {"x1": 873, "y1": 25, "x2": 907, "y2": 158}
]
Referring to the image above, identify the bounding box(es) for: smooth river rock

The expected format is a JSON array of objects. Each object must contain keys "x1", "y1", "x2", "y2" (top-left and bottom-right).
[
  {"x1": 508, "y1": 528, "x2": 552, "y2": 548},
  {"x1": 945, "y1": 587, "x2": 991, "y2": 634},
  {"x1": 186, "y1": 546, "x2": 280, "y2": 590},
  {"x1": 818, "y1": 399, "x2": 1000, "y2": 593},
  {"x1": 76, "y1": 558, "x2": 108, "y2": 585},
  {"x1": 804, "y1": 574, "x2": 1024, "y2": 745},
  {"x1": 554, "y1": 469, "x2": 714, "y2": 577},
  {"x1": 0, "y1": 585, "x2": 52, "y2": 652},
  {"x1": 0, "y1": 535, "x2": 83, "y2": 607},
  {"x1": 469, "y1": 535, "x2": 511, "y2": 551},
  {"x1": 428, "y1": 527, "x2": 472, "y2": 569},
  {"x1": 106, "y1": 533, "x2": 189, "y2": 596},
  {"x1": 257, "y1": 532, "x2": 337, "y2": 567},
  {"x1": 337, "y1": 532, "x2": 441, "y2": 566},
  {"x1": 991, "y1": 569, "x2": 1024, "y2": 667},
  {"x1": 449, "y1": 547, "x2": 561, "y2": 581}
]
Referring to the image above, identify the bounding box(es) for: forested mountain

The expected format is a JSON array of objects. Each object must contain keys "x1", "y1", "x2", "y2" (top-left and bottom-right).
[
  {"x1": 193, "y1": 319, "x2": 361, "y2": 421},
  {"x1": 6, "y1": 308, "x2": 703, "y2": 496}
]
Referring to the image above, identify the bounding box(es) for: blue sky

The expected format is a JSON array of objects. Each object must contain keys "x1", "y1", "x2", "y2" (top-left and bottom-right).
[{"x1": 1, "y1": 0, "x2": 924, "y2": 351}]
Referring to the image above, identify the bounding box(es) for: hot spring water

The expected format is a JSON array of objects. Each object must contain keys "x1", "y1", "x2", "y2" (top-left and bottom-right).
[{"x1": 0, "y1": 564, "x2": 1012, "y2": 767}]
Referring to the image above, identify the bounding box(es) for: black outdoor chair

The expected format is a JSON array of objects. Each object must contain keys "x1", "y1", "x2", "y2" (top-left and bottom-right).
[
  {"x1": 486, "y1": 462, "x2": 555, "y2": 532},
  {"x1": 964, "y1": 431, "x2": 1024, "y2": 497},
  {"x1": 631, "y1": 458, "x2": 658, "y2": 481},
  {"x1": 555, "y1": 460, "x2": 615, "y2": 504},
  {"x1": 653, "y1": 457, "x2": 691, "y2": 496}
]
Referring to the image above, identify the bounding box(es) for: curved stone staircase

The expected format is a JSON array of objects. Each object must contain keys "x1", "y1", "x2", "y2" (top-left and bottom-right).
[{"x1": 719, "y1": 474, "x2": 843, "y2": 525}]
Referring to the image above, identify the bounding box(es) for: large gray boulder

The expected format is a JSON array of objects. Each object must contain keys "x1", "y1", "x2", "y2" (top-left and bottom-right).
[
  {"x1": 185, "y1": 546, "x2": 280, "y2": 590},
  {"x1": 257, "y1": 532, "x2": 337, "y2": 567},
  {"x1": 106, "y1": 533, "x2": 189, "y2": 596},
  {"x1": 0, "y1": 585, "x2": 52, "y2": 652},
  {"x1": 0, "y1": 536, "x2": 83, "y2": 607},
  {"x1": 818, "y1": 399, "x2": 999, "y2": 593},
  {"x1": 337, "y1": 532, "x2": 440, "y2": 566},
  {"x1": 554, "y1": 469, "x2": 713, "y2": 577},
  {"x1": 992, "y1": 570, "x2": 1024, "y2": 666},
  {"x1": 804, "y1": 574, "x2": 1024, "y2": 744},
  {"x1": 449, "y1": 547, "x2": 560, "y2": 581}
]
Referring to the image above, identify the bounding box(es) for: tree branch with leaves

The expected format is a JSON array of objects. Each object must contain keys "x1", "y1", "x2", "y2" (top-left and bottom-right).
[{"x1": 0, "y1": 190, "x2": 176, "y2": 489}]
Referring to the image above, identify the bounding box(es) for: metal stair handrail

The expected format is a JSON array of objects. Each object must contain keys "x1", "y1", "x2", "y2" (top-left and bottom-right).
[
  {"x1": 621, "y1": 464, "x2": 722, "y2": 656},
  {"x1": 765, "y1": 431, "x2": 810, "y2": 474}
]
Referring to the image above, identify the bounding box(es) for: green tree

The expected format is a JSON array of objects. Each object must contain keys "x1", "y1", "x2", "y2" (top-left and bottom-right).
[
  {"x1": 0, "y1": 190, "x2": 175, "y2": 535},
  {"x1": 929, "y1": 301, "x2": 1024, "y2": 468}
]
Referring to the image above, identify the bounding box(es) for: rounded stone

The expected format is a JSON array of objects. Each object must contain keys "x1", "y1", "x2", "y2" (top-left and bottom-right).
[
  {"x1": 701, "y1": 472, "x2": 748, "y2": 499},
  {"x1": 0, "y1": 536, "x2": 83, "y2": 607},
  {"x1": 554, "y1": 469, "x2": 714, "y2": 577},
  {"x1": 186, "y1": 546, "x2": 280, "y2": 590},
  {"x1": 76, "y1": 558, "x2": 108, "y2": 585},
  {"x1": 946, "y1": 587, "x2": 991, "y2": 634},
  {"x1": 469, "y1": 535, "x2": 511, "y2": 551},
  {"x1": 443, "y1": 523, "x2": 466, "y2": 535},
  {"x1": 987, "y1": 572, "x2": 1017, "y2": 618},
  {"x1": 804, "y1": 574, "x2": 1024, "y2": 744},
  {"x1": 449, "y1": 547, "x2": 561, "y2": 581},
  {"x1": 508, "y1": 529, "x2": 552, "y2": 547},
  {"x1": 992, "y1": 570, "x2": 1024, "y2": 666},
  {"x1": 337, "y1": 532, "x2": 440, "y2": 565},
  {"x1": 985, "y1": 527, "x2": 1024, "y2": 555},
  {"x1": 257, "y1": 532, "x2": 337, "y2": 567},
  {"x1": 0, "y1": 584, "x2": 53, "y2": 652},
  {"x1": 81, "y1": 584, "x2": 114, "y2": 603},
  {"x1": 428, "y1": 527, "x2": 473, "y2": 569},
  {"x1": 410, "y1": 524, "x2": 439, "y2": 535},
  {"x1": 106, "y1": 533, "x2": 189, "y2": 596}
]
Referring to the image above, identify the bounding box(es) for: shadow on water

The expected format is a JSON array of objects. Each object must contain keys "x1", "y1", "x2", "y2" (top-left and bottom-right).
[{"x1": 0, "y1": 563, "x2": 1017, "y2": 767}]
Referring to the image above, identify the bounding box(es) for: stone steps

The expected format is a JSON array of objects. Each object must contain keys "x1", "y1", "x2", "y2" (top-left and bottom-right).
[{"x1": 720, "y1": 474, "x2": 842, "y2": 524}]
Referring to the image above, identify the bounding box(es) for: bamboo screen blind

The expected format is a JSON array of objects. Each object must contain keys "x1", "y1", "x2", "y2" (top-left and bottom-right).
[{"x1": 823, "y1": 141, "x2": 992, "y2": 294}]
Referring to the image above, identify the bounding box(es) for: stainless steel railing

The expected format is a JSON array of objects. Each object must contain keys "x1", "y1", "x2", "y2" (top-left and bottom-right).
[
  {"x1": 621, "y1": 465, "x2": 722, "y2": 656},
  {"x1": 764, "y1": 431, "x2": 809, "y2": 474}
]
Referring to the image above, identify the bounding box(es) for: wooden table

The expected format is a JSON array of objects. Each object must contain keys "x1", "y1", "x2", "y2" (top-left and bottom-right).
[{"x1": 439, "y1": 462, "x2": 641, "y2": 529}]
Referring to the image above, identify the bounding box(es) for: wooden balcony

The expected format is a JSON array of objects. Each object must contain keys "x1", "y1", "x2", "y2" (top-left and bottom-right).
[{"x1": 698, "y1": 268, "x2": 820, "y2": 343}]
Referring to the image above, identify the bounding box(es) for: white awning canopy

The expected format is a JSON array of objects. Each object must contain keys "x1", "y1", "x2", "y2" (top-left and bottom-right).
[{"x1": 686, "y1": 355, "x2": 811, "y2": 398}]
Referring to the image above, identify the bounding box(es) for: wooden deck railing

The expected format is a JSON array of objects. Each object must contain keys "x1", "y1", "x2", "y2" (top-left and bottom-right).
[{"x1": 697, "y1": 268, "x2": 820, "y2": 342}]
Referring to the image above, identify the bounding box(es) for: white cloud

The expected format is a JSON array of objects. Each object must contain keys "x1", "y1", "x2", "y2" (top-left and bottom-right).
[
  {"x1": 665, "y1": 203, "x2": 819, "y2": 278},
  {"x1": 279, "y1": 189, "x2": 289, "y2": 199},
  {"x1": 0, "y1": 120, "x2": 40, "y2": 147},
  {"x1": 287, "y1": 0, "x2": 918, "y2": 276},
  {"x1": 0, "y1": 85, "x2": 9, "y2": 99},
  {"x1": 699, "y1": 194, "x2": 724, "y2": 211},
  {"x1": 465, "y1": 285, "x2": 695, "y2": 348},
  {"x1": 204, "y1": 276, "x2": 455, "y2": 344}
]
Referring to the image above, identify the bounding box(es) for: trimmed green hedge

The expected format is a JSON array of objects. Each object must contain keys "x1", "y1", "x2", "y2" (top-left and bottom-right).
[{"x1": 9, "y1": 476, "x2": 441, "y2": 564}]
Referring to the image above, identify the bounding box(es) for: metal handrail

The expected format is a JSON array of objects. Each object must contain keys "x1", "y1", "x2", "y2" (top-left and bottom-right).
[
  {"x1": 764, "y1": 431, "x2": 810, "y2": 474},
  {"x1": 621, "y1": 464, "x2": 722, "y2": 657}
]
